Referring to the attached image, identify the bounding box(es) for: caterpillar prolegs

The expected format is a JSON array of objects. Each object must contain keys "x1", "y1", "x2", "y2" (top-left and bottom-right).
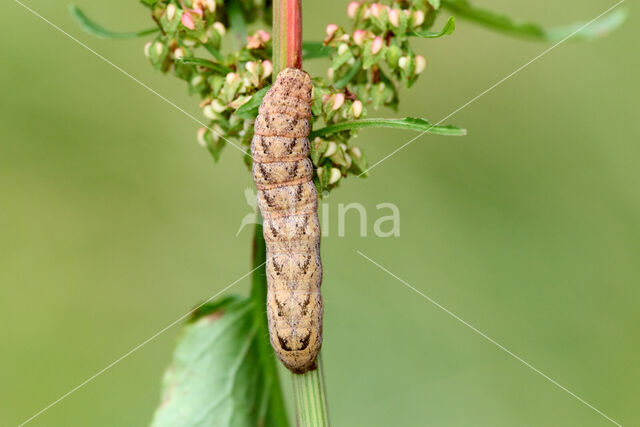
[{"x1": 251, "y1": 68, "x2": 322, "y2": 373}]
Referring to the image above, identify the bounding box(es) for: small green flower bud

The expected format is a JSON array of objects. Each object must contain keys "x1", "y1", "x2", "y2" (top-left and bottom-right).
[
  {"x1": 154, "y1": 41, "x2": 164, "y2": 56},
  {"x1": 328, "y1": 168, "x2": 342, "y2": 184},
  {"x1": 166, "y1": 4, "x2": 177, "y2": 21},
  {"x1": 349, "y1": 146, "x2": 362, "y2": 159},
  {"x1": 324, "y1": 141, "x2": 338, "y2": 157},
  {"x1": 351, "y1": 100, "x2": 363, "y2": 118},
  {"x1": 197, "y1": 127, "x2": 208, "y2": 147},
  {"x1": 210, "y1": 99, "x2": 227, "y2": 113},
  {"x1": 213, "y1": 22, "x2": 226, "y2": 36},
  {"x1": 415, "y1": 55, "x2": 427, "y2": 74},
  {"x1": 398, "y1": 56, "x2": 409, "y2": 71},
  {"x1": 203, "y1": 104, "x2": 217, "y2": 120},
  {"x1": 144, "y1": 42, "x2": 152, "y2": 58}
]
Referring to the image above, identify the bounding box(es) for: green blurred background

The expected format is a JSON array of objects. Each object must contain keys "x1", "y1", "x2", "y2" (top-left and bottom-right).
[{"x1": 1, "y1": 0, "x2": 638, "y2": 425}]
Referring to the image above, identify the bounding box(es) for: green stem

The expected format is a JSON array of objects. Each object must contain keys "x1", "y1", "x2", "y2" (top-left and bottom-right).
[
  {"x1": 250, "y1": 219, "x2": 289, "y2": 425},
  {"x1": 292, "y1": 355, "x2": 330, "y2": 427},
  {"x1": 272, "y1": 1, "x2": 330, "y2": 425}
]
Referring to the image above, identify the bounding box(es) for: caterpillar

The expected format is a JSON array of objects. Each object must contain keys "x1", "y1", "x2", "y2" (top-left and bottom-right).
[{"x1": 251, "y1": 68, "x2": 323, "y2": 374}]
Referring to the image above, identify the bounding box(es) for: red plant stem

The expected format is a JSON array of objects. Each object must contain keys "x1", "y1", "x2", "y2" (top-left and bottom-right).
[
  {"x1": 274, "y1": 0, "x2": 302, "y2": 74},
  {"x1": 287, "y1": 0, "x2": 302, "y2": 69}
]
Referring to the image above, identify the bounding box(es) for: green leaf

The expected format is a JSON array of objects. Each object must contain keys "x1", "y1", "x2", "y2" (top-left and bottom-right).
[
  {"x1": 234, "y1": 85, "x2": 271, "y2": 119},
  {"x1": 441, "y1": 0, "x2": 627, "y2": 42},
  {"x1": 139, "y1": 0, "x2": 159, "y2": 7},
  {"x1": 151, "y1": 295, "x2": 289, "y2": 427},
  {"x1": 411, "y1": 16, "x2": 455, "y2": 38},
  {"x1": 69, "y1": 5, "x2": 160, "y2": 39},
  {"x1": 302, "y1": 41, "x2": 331, "y2": 60},
  {"x1": 175, "y1": 57, "x2": 232, "y2": 74},
  {"x1": 310, "y1": 117, "x2": 467, "y2": 139}
]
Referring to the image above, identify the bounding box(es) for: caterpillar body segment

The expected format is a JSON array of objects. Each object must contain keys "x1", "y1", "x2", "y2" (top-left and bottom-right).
[{"x1": 251, "y1": 68, "x2": 323, "y2": 374}]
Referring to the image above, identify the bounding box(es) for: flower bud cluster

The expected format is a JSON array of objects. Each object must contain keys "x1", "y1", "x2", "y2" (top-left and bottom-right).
[
  {"x1": 143, "y1": 1, "x2": 273, "y2": 160},
  {"x1": 323, "y1": 0, "x2": 436, "y2": 111},
  {"x1": 140, "y1": 0, "x2": 442, "y2": 193}
]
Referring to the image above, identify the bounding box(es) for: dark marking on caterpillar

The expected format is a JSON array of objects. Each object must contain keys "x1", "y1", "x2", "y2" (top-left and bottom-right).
[{"x1": 251, "y1": 68, "x2": 322, "y2": 374}]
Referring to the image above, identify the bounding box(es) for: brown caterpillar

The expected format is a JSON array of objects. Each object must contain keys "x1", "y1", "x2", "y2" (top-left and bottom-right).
[{"x1": 251, "y1": 68, "x2": 322, "y2": 373}]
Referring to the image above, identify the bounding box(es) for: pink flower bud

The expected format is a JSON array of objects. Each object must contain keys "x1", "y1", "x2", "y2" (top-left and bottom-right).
[
  {"x1": 322, "y1": 94, "x2": 330, "y2": 103},
  {"x1": 245, "y1": 61, "x2": 257, "y2": 74},
  {"x1": 353, "y1": 29, "x2": 367, "y2": 45},
  {"x1": 226, "y1": 72, "x2": 239, "y2": 85},
  {"x1": 370, "y1": 3, "x2": 382, "y2": 18},
  {"x1": 371, "y1": 36, "x2": 383, "y2": 55},
  {"x1": 246, "y1": 35, "x2": 261, "y2": 49},
  {"x1": 326, "y1": 24, "x2": 339, "y2": 38},
  {"x1": 191, "y1": 8, "x2": 203, "y2": 17},
  {"x1": 347, "y1": 2, "x2": 360, "y2": 19},
  {"x1": 181, "y1": 13, "x2": 195, "y2": 30},
  {"x1": 388, "y1": 9, "x2": 400, "y2": 27},
  {"x1": 332, "y1": 93, "x2": 345, "y2": 110},
  {"x1": 256, "y1": 30, "x2": 271, "y2": 42},
  {"x1": 261, "y1": 60, "x2": 272, "y2": 78},
  {"x1": 412, "y1": 10, "x2": 425, "y2": 27}
]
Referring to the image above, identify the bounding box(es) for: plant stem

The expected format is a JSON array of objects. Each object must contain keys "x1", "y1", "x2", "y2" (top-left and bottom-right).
[
  {"x1": 292, "y1": 355, "x2": 330, "y2": 426},
  {"x1": 273, "y1": 0, "x2": 303, "y2": 74},
  {"x1": 272, "y1": 1, "x2": 330, "y2": 425},
  {"x1": 251, "y1": 218, "x2": 289, "y2": 425}
]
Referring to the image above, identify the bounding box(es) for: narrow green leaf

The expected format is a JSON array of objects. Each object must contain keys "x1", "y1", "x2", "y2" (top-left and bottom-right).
[
  {"x1": 69, "y1": 5, "x2": 159, "y2": 39},
  {"x1": 310, "y1": 117, "x2": 467, "y2": 138},
  {"x1": 411, "y1": 16, "x2": 455, "y2": 38},
  {"x1": 302, "y1": 41, "x2": 331, "y2": 60},
  {"x1": 545, "y1": 9, "x2": 628, "y2": 42},
  {"x1": 175, "y1": 57, "x2": 232, "y2": 74},
  {"x1": 151, "y1": 296, "x2": 289, "y2": 427},
  {"x1": 139, "y1": 0, "x2": 159, "y2": 7},
  {"x1": 441, "y1": 0, "x2": 627, "y2": 42},
  {"x1": 234, "y1": 85, "x2": 271, "y2": 119}
]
